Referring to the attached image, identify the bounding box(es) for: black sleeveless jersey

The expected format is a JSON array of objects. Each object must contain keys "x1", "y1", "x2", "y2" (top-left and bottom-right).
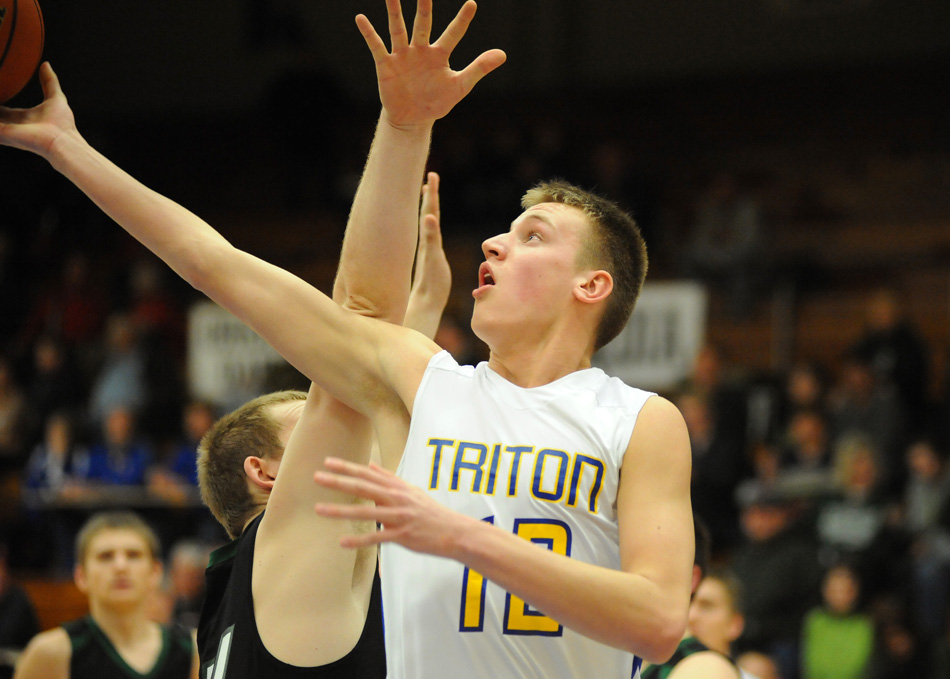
[
  {"x1": 197, "y1": 512, "x2": 386, "y2": 679},
  {"x1": 640, "y1": 636, "x2": 740, "y2": 679},
  {"x1": 62, "y1": 616, "x2": 194, "y2": 679}
]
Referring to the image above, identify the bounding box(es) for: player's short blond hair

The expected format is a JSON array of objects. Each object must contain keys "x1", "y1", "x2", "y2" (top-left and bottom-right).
[
  {"x1": 197, "y1": 390, "x2": 307, "y2": 539},
  {"x1": 75, "y1": 511, "x2": 161, "y2": 566},
  {"x1": 521, "y1": 180, "x2": 647, "y2": 349}
]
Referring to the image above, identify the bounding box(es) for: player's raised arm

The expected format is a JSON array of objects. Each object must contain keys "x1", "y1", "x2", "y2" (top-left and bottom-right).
[
  {"x1": 332, "y1": 0, "x2": 504, "y2": 319},
  {"x1": 404, "y1": 172, "x2": 452, "y2": 340},
  {"x1": 0, "y1": 64, "x2": 413, "y2": 416}
]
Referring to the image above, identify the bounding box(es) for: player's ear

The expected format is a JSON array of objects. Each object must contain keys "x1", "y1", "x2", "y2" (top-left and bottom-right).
[
  {"x1": 690, "y1": 565, "x2": 703, "y2": 595},
  {"x1": 574, "y1": 270, "x2": 613, "y2": 305},
  {"x1": 244, "y1": 456, "x2": 277, "y2": 491},
  {"x1": 74, "y1": 563, "x2": 88, "y2": 594},
  {"x1": 728, "y1": 612, "x2": 746, "y2": 642},
  {"x1": 150, "y1": 559, "x2": 164, "y2": 589}
]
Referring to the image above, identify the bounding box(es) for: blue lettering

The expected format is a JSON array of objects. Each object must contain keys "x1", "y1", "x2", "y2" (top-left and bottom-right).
[
  {"x1": 452, "y1": 442, "x2": 489, "y2": 492},
  {"x1": 532, "y1": 449, "x2": 569, "y2": 502}
]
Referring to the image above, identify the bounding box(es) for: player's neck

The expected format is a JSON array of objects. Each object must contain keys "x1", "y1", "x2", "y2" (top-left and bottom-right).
[
  {"x1": 242, "y1": 508, "x2": 265, "y2": 534},
  {"x1": 89, "y1": 601, "x2": 156, "y2": 646},
  {"x1": 485, "y1": 318, "x2": 595, "y2": 388},
  {"x1": 486, "y1": 344, "x2": 593, "y2": 388}
]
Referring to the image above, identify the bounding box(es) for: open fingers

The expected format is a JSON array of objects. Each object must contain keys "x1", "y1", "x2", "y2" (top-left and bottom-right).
[
  {"x1": 355, "y1": 15, "x2": 390, "y2": 64},
  {"x1": 324, "y1": 456, "x2": 402, "y2": 485},
  {"x1": 434, "y1": 0, "x2": 477, "y2": 53},
  {"x1": 384, "y1": 0, "x2": 410, "y2": 51},
  {"x1": 420, "y1": 172, "x2": 440, "y2": 221},
  {"x1": 38, "y1": 62, "x2": 63, "y2": 99},
  {"x1": 411, "y1": 0, "x2": 434, "y2": 46},
  {"x1": 455, "y1": 49, "x2": 508, "y2": 97},
  {"x1": 423, "y1": 171, "x2": 440, "y2": 217},
  {"x1": 314, "y1": 471, "x2": 393, "y2": 505}
]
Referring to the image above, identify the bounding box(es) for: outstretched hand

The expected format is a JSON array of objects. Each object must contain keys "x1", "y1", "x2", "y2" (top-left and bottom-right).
[
  {"x1": 358, "y1": 0, "x2": 506, "y2": 128},
  {"x1": 403, "y1": 171, "x2": 452, "y2": 339},
  {"x1": 413, "y1": 172, "x2": 451, "y2": 305},
  {"x1": 0, "y1": 63, "x2": 77, "y2": 156},
  {"x1": 315, "y1": 456, "x2": 477, "y2": 556}
]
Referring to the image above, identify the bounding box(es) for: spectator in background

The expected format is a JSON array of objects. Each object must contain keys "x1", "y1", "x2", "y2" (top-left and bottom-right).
[
  {"x1": 828, "y1": 351, "x2": 905, "y2": 496},
  {"x1": 731, "y1": 483, "x2": 821, "y2": 679},
  {"x1": 86, "y1": 313, "x2": 147, "y2": 432},
  {"x1": 678, "y1": 388, "x2": 745, "y2": 555},
  {"x1": 800, "y1": 561, "x2": 874, "y2": 679},
  {"x1": 0, "y1": 541, "x2": 40, "y2": 679},
  {"x1": 850, "y1": 288, "x2": 930, "y2": 432},
  {"x1": 22, "y1": 411, "x2": 88, "y2": 574},
  {"x1": 775, "y1": 408, "x2": 835, "y2": 501},
  {"x1": 127, "y1": 259, "x2": 186, "y2": 360},
  {"x1": 870, "y1": 595, "x2": 930, "y2": 679},
  {"x1": 147, "y1": 400, "x2": 221, "y2": 542},
  {"x1": 688, "y1": 569, "x2": 757, "y2": 678},
  {"x1": 784, "y1": 362, "x2": 828, "y2": 417},
  {"x1": 23, "y1": 411, "x2": 86, "y2": 496},
  {"x1": 815, "y1": 434, "x2": 905, "y2": 600},
  {"x1": 165, "y1": 540, "x2": 209, "y2": 631},
  {"x1": 899, "y1": 437, "x2": 950, "y2": 641},
  {"x1": 126, "y1": 259, "x2": 187, "y2": 446},
  {"x1": 75, "y1": 406, "x2": 152, "y2": 487},
  {"x1": 682, "y1": 171, "x2": 766, "y2": 319},
  {"x1": 678, "y1": 344, "x2": 750, "y2": 553},
  {"x1": 0, "y1": 357, "x2": 25, "y2": 472},
  {"x1": 21, "y1": 335, "x2": 85, "y2": 452},
  {"x1": 780, "y1": 408, "x2": 832, "y2": 473},
  {"x1": 14, "y1": 250, "x2": 107, "y2": 371},
  {"x1": 156, "y1": 400, "x2": 216, "y2": 490}
]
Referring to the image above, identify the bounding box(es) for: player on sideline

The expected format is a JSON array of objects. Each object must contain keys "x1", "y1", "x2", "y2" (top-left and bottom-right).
[
  {"x1": 640, "y1": 520, "x2": 743, "y2": 679},
  {"x1": 14, "y1": 512, "x2": 199, "y2": 679},
  {"x1": 0, "y1": 0, "x2": 503, "y2": 676}
]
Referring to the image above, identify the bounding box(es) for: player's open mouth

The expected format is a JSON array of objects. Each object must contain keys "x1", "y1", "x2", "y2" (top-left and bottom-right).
[{"x1": 479, "y1": 263, "x2": 495, "y2": 287}]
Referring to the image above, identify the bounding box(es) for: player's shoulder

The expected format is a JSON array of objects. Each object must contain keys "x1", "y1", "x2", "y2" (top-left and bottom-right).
[
  {"x1": 595, "y1": 371, "x2": 655, "y2": 407},
  {"x1": 15, "y1": 627, "x2": 71, "y2": 679}
]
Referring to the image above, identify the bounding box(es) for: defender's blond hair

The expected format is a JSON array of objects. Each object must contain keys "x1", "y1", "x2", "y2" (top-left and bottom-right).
[{"x1": 197, "y1": 390, "x2": 307, "y2": 539}]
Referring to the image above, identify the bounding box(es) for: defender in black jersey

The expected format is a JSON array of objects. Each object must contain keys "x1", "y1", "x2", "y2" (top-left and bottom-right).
[
  {"x1": 197, "y1": 513, "x2": 385, "y2": 678},
  {"x1": 14, "y1": 512, "x2": 199, "y2": 679}
]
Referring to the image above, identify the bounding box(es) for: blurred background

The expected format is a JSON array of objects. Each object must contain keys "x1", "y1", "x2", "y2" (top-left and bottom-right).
[{"x1": 1, "y1": 1, "x2": 949, "y2": 678}]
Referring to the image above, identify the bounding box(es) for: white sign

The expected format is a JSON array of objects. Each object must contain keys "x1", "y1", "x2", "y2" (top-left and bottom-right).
[
  {"x1": 592, "y1": 281, "x2": 708, "y2": 391},
  {"x1": 187, "y1": 301, "x2": 286, "y2": 410}
]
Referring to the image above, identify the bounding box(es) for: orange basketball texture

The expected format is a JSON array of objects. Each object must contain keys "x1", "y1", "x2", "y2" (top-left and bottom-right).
[{"x1": 0, "y1": 0, "x2": 45, "y2": 103}]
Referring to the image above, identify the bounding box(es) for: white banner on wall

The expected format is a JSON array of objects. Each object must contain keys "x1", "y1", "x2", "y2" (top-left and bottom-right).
[
  {"x1": 187, "y1": 301, "x2": 286, "y2": 410},
  {"x1": 592, "y1": 280, "x2": 708, "y2": 392}
]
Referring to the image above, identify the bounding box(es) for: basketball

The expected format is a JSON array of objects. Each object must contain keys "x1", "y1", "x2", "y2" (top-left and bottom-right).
[{"x1": 0, "y1": 0, "x2": 45, "y2": 103}]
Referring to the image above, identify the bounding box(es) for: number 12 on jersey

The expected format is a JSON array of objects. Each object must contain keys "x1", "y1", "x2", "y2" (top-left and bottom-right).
[{"x1": 459, "y1": 517, "x2": 572, "y2": 636}]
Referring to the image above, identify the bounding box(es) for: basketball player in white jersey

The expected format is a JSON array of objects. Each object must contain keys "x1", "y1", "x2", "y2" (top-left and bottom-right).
[{"x1": 311, "y1": 179, "x2": 695, "y2": 678}]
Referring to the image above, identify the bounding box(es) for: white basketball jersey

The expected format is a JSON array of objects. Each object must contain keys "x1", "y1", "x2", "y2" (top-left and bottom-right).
[{"x1": 382, "y1": 351, "x2": 654, "y2": 679}]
